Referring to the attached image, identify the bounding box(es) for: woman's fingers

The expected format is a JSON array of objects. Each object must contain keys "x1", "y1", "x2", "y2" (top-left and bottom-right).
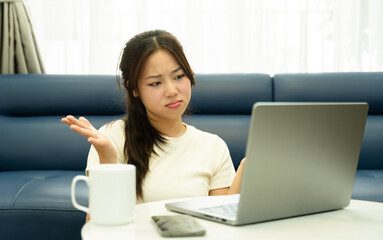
[
  {"x1": 69, "y1": 124, "x2": 95, "y2": 138},
  {"x1": 61, "y1": 115, "x2": 78, "y2": 126},
  {"x1": 78, "y1": 116, "x2": 96, "y2": 130},
  {"x1": 62, "y1": 115, "x2": 113, "y2": 155},
  {"x1": 68, "y1": 115, "x2": 90, "y2": 128},
  {"x1": 62, "y1": 115, "x2": 98, "y2": 139},
  {"x1": 61, "y1": 115, "x2": 105, "y2": 145},
  {"x1": 61, "y1": 116, "x2": 73, "y2": 125},
  {"x1": 62, "y1": 115, "x2": 91, "y2": 129}
]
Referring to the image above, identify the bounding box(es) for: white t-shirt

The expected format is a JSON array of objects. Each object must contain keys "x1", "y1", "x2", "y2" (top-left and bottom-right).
[{"x1": 86, "y1": 119, "x2": 236, "y2": 203}]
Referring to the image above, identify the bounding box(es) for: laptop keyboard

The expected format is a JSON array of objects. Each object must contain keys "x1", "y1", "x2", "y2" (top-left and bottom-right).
[{"x1": 199, "y1": 203, "x2": 238, "y2": 218}]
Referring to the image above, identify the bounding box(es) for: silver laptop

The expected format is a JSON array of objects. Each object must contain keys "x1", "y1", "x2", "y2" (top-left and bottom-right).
[{"x1": 166, "y1": 102, "x2": 369, "y2": 226}]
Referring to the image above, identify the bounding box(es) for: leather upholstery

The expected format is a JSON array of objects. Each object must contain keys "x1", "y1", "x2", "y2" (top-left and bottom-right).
[
  {"x1": 273, "y1": 72, "x2": 383, "y2": 114},
  {"x1": 191, "y1": 73, "x2": 272, "y2": 114},
  {"x1": 0, "y1": 171, "x2": 88, "y2": 240},
  {"x1": 353, "y1": 170, "x2": 383, "y2": 202}
]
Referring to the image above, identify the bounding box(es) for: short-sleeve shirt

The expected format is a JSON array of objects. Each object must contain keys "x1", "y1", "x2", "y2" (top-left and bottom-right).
[{"x1": 86, "y1": 120, "x2": 236, "y2": 203}]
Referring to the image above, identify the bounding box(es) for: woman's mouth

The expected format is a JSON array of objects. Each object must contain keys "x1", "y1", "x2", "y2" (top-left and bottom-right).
[{"x1": 166, "y1": 100, "x2": 182, "y2": 109}]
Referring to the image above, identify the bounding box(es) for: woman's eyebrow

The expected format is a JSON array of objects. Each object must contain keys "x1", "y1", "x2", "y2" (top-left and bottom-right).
[
  {"x1": 144, "y1": 74, "x2": 161, "y2": 80},
  {"x1": 144, "y1": 67, "x2": 182, "y2": 80},
  {"x1": 171, "y1": 67, "x2": 182, "y2": 73}
]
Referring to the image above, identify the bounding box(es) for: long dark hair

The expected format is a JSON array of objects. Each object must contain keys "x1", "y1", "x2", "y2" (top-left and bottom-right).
[{"x1": 118, "y1": 30, "x2": 195, "y2": 200}]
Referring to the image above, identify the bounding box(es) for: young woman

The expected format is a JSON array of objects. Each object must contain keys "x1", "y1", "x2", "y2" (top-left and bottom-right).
[{"x1": 62, "y1": 30, "x2": 245, "y2": 205}]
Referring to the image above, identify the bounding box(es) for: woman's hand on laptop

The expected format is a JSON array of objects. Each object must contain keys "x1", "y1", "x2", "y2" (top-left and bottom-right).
[
  {"x1": 228, "y1": 158, "x2": 246, "y2": 194},
  {"x1": 61, "y1": 115, "x2": 117, "y2": 164}
]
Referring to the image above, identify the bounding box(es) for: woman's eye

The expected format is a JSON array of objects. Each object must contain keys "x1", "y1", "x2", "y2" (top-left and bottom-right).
[
  {"x1": 149, "y1": 81, "x2": 161, "y2": 86},
  {"x1": 175, "y1": 74, "x2": 185, "y2": 80}
]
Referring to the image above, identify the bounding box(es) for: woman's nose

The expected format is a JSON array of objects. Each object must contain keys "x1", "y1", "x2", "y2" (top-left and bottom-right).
[{"x1": 165, "y1": 81, "x2": 177, "y2": 97}]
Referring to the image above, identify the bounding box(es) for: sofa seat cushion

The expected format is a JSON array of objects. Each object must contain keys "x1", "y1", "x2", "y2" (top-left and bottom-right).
[
  {"x1": 352, "y1": 170, "x2": 383, "y2": 202},
  {"x1": 0, "y1": 170, "x2": 88, "y2": 240},
  {"x1": 0, "y1": 170, "x2": 88, "y2": 210}
]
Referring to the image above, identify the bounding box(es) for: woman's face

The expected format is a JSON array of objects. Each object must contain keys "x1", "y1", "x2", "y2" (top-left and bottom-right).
[{"x1": 136, "y1": 49, "x2": 192, "y2": 124}]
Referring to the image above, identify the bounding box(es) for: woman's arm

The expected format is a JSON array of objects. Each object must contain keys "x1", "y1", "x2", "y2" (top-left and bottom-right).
[
  {"x1": 61, "y1": 115, "x2": 117, "y2": 164},
  {"x1": 62, "y1": 116, "x2": 118, "y2": 224},
  {"x1": 209, "y1": 158, "x2": 246, "y2": 196}
]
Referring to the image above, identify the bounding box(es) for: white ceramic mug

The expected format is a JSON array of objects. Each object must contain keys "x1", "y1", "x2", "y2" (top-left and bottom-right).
[{"x1": 71, "y1": 164, "x2": 136, "y2": 226}]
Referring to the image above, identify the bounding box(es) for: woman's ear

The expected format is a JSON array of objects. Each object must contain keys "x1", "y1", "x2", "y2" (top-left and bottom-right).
[{"x1": 133, "y1": 90, "x2": 138, "y2": 97}]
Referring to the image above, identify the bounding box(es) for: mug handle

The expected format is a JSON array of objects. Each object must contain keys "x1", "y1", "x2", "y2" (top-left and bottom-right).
[{"x1": 71, "y1": 175, "x2": 89, "y2": 213}]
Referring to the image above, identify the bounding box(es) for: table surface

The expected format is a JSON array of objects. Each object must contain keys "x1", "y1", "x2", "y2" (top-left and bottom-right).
[{"x1": 82, "y1": 198, "x2": 383, "y2": 240}]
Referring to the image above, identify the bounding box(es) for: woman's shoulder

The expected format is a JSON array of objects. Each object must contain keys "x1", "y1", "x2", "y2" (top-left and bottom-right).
[
  {"x1": 99, "y1": 119, "x2": 125, "y2": 137},
  {"x1": 183, "y1": 124, "x2": 231, "y2": 162},
  {"x1": 186, "y1": 124, "x2": 227, "y2": 145}
]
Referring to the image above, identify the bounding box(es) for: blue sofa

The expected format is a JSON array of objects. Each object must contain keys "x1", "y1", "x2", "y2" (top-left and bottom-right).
[{"x1": 0, "y1": 73, "x2": 382, "y2": 240}]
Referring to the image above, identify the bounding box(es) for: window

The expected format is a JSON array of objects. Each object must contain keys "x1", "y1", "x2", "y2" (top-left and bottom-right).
[{"x1": 26, "y1": 0, "x2": 383, "y2": 75}]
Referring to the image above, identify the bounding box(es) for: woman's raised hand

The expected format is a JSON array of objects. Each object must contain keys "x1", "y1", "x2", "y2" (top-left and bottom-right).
[{"x1": 61, "y1": 115, "x2": 117, "y2": 164}]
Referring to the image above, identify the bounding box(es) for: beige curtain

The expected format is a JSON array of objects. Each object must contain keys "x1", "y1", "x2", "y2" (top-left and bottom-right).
[{"x1": 0, "y1": 0, "x2": 44, "y2": 74}]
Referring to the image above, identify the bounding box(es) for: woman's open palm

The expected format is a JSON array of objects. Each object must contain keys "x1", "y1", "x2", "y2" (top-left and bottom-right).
[{"x1": 61, "y1": 115, "x2": 117, "y2": 163}]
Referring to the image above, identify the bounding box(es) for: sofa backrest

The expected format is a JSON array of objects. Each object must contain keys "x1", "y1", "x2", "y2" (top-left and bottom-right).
[
  {"x1": 0, "y1": 74, "x2": 272, "y2": 171},
  {"x1": 3, "y1": 73, "x2": 379, "y2": 171},
  {"x1": 273, "y1": 72, "x2": 383, "y2": 169},
  {"x1": 0, "y1": 74, "x2": 125, "y2": 171}
]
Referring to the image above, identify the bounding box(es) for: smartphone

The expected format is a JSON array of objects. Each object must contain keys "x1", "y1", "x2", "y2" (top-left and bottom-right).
[{"x1": 151, "y1": 215, "x2": 206, "y2": 237}]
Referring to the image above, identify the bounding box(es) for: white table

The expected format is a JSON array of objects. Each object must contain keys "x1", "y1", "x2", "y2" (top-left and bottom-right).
[{"x1": 82, "y1": 199, "x2": 383, "y2": 240}]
